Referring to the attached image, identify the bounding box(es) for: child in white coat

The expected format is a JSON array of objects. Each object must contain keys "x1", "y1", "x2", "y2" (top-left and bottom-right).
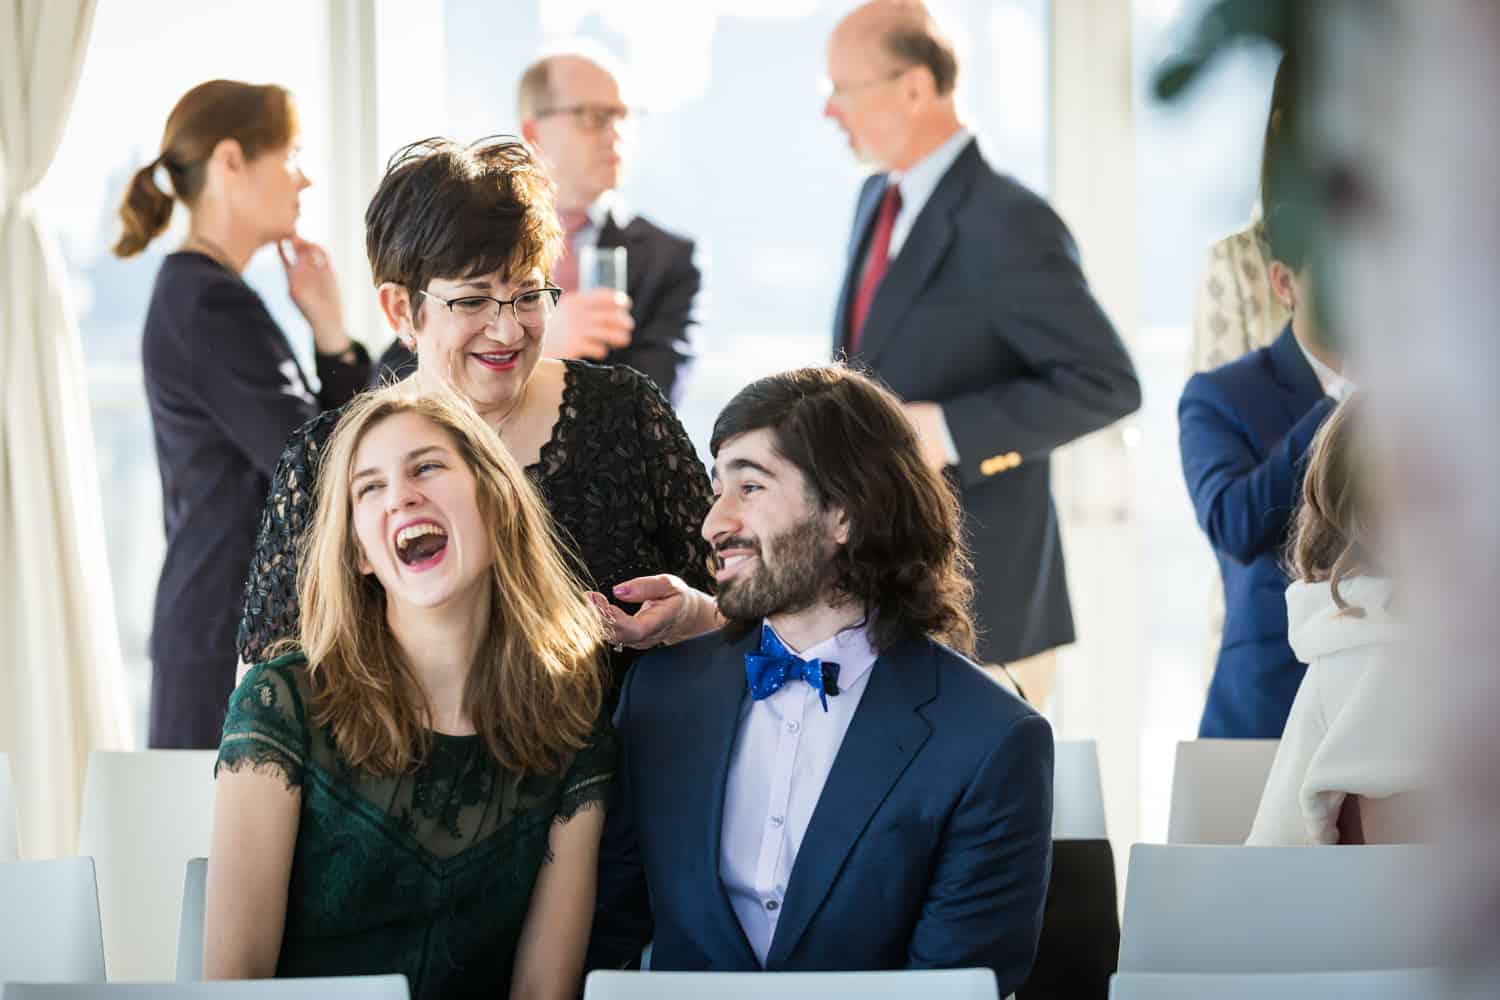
[{"x1": 1248, "y1": 396, "x2": 1434, "y2": 845}]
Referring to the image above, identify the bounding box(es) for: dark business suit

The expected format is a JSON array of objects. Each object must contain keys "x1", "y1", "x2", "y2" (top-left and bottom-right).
[
  {"x1": 1179, "y1": 323, "x2": 1336, "y2": 738},
  {"x1": 588, "y1": 627, "x2": 1054, "y2": 997},
  {"x1": 373, "y1": 205, "x2": 702, "y2": 405},
  {"x1": 834, "y1": 138, "x2": 1140, "y2": 666}
]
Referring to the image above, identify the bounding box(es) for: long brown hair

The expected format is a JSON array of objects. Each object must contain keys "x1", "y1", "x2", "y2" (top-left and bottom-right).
[
  {"x1": 114, "y1": 80, "x2": 299, "y2": 258},
  {"x1": 291, "y1": 386, "x2": 604, "y2": 776},
  {"x1": 709, "y1": 365, "x2": 976, "y2": 655},
  {"x1": 1287, "y1": 395, "x2": 1373, "y2": 616}
]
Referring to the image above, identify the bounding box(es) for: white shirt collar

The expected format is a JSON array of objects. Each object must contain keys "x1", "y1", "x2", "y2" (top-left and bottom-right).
[
  {"x1": 586, "y1": 190, "x2": 632, "y2": 231},
  {"x1": 764, "y1": 617, "x2": 880, "y2": 692},
  {"x1": 1295, "y1": 335, "x2": 1357, "y2": 401},
  {"x1": 888, "y1": 126, "x2": 972, "y2": 211}
]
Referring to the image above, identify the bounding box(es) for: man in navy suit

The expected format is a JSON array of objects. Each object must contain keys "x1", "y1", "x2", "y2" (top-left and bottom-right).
[
  {"x1": 825, "y1": 1, "x2": 1140, "y2": 680},
  {"x1": 588, "y1": 366, "x2": 1053, "y2": 995},
  {"x1": 1179, "y1": 201, "x2": 1350, "y2": 738},
  {"x1": 375, "y1": 48, "x2": 703, "y2": 404}
]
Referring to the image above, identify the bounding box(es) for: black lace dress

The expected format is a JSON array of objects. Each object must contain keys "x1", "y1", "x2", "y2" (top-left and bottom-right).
[
  {"x1": 236, "y1": 361, "x2": 715, "y2": 694},
  {"x1": 217, "y1": 652, "x2": 615, "y2": 999}
]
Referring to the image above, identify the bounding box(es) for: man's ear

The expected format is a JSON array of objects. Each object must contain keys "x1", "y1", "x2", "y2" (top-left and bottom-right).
[
  {"x1": 1268, "y1": 259, "x2": 1298, "y2": 311},
  {"x1": 829, "y1": 505, "x2": 852, "y2": 546},
  {"x1": 377, "y1": 282, "x2": 416, "y2": 345},
  {"x1": 520, "y1": 118, "x2": 543, "y2": 152}
]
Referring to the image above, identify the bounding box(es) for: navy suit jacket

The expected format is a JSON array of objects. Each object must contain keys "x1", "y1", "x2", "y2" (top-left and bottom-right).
[
  {"x1": 834, "y1": 139, "x2": 1140, "y2": 664},
  {"x1": 373, "y1": 206, "x2": 702, "y2": 405},
  {"x1": 1179, "y1": 324, "x2": 1336, "y2": 738},
  {"x1": 588, "y1": 627, "x2": 1054, "y2": 998}
]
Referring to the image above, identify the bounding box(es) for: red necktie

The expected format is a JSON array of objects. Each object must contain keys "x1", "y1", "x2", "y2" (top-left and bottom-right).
[
  {"x1": 552, "y1": 208, "x2": 591, "y2": 293},
  {"x1": 848, "y1": 182, "x2": 902, "y2": 354}
]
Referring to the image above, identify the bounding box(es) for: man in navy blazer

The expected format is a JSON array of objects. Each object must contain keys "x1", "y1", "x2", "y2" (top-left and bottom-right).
[
  {"x1": 1179, "y1": 202, "x2": 1348, "y2": 738},
  {"x1": 825, "y1": 1, "x2": 1140, "y2": 672},
  {"x1": 588, "y1": 366, "x2": 1053, "y2": 995}
]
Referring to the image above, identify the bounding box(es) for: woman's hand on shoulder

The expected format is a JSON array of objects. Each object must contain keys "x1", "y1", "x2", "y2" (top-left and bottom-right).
[
  {"x1": 587, "y1": 575, "x2": 721, "y2": 650},
  {"x1": 278, "y1": 237, "x2": 349, "y2": 355}
]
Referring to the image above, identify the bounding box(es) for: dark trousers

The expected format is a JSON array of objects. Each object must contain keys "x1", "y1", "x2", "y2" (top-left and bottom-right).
[{"x1": 1019, "y1": 839, "x2": 1121, "y2": 999}]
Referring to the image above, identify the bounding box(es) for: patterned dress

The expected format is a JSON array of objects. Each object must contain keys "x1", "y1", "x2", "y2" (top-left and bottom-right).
[
  {"x1": 236, "y1": 360, "x2": 715, "y2": 697},
  {"x1": 217, "y1": 652, "x2": 614, "y2": 999}
]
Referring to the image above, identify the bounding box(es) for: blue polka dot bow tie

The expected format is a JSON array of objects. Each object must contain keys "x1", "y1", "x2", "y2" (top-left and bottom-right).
[{"x1": 745, "y1": 625, "x2": 841, "y2": 712}]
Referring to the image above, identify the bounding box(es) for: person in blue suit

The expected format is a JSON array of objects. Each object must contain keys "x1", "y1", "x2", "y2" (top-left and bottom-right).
[
  {"x1": 587, "y1": 366, "x2": 1053, "y2": 996},
  {"x1": 1179, "y1": 195, "x2": 1351, "y2": 738}
]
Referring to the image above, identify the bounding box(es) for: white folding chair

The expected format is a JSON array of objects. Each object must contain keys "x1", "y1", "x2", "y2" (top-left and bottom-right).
[
  {"x1": 175, "y1": 858, "x2": 208, "y2": 981},
  {"x1": 0, "y1": 857, "x2": 107, "y2": 982},
  {"x1": 1052, "y1": 740, "x2": 1107, "y2": 840},
  {"x1": 0, "y1": 977, "x2": 409, "y2": 999},
  {"x1": 0, "y1": 752, "x2": 18, "y2": 860},
  {"x1": 584, "y1": 969, "x2": 999, "y2": 999},
  {"x1": 1108, "y1": 968, "x2": 1449, "y2": 999},
  {"x1": 1118, "y1": 844, "x2": 1444, "y2": 974},
  {"x1": 1165, "y1": 739, "x2": 1279, "y2": 844},
  {"x1": 77, "y1": 750, "x2": 218, "y2": 982}
]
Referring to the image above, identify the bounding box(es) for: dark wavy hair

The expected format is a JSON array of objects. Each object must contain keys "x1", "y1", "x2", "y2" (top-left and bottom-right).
[
  {"x1": 364, "y1": 136, "x2": 563, "y2": 326},
  {"x1": 709, "y1": 366, "x2": 976, "y2": 655}
]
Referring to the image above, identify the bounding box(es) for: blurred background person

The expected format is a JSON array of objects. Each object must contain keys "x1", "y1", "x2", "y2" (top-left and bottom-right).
[
  {"x1": 1189, "y1": 53, "x2": 1297, "y2": 689},
  {"x1": 239, "y1": 137, "x2": 716, "y2": 703},
  {"x1": 208, "y1": 389, "x2": 609, "y2": 999},
  {"x1": 1189, "y1": 53, "x2": 1297, "y2": 374},
  {"x1": 1248, "y1": 395, "x2": 1430, "y2": 846},
  {"x1": 823, "y1": 0, "x2": 1140, "y2": 710},
  {"x1": 1178, "y1": 187, "x2": 1349, "y2": 739},
  {"x1": 114, "y1": 79, "x2": 369, "y2": 749},
  {"x1": 374, "y1": 47, "x2": 704, "y2": 407}
]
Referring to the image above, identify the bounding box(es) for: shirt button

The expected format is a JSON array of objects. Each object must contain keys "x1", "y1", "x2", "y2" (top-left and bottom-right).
[
  {"x1": 770, "y1": 815, "x2": 784, "y2": 827},
  {"x1": 766, "y1": 900, "x2": 780, "y2": 911},
  {"x1": 787, "y1": 720, "x2": 800, "y2": 733}
]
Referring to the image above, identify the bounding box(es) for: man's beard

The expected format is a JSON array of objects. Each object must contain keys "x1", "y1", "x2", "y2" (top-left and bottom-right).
[{"x1": 716, "y1": 515, "x2": 839, "y2": 624}]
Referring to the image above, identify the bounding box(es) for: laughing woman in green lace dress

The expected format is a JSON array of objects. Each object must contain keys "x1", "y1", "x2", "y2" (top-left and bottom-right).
[{"x1": 206, "y1": 386, "x2": 610, "y2": 1000}]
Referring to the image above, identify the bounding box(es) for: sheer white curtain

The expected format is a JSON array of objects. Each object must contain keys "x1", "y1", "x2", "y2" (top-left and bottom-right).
[{"x1": 0, "y1": 0, "x2": 131, "y2": 858}]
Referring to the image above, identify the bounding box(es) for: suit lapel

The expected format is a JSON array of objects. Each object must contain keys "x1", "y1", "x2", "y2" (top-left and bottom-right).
[
  {"x1": 595, "y1": 214, "x2": 648, "y2": 302},
  {"x1": 677, "y1": 629, "x2": 762, "y2": 967},
  {"x1": 853, "y1": 141, "x2": 982, "y2": 369},
  {"x1": 833, "y1": 178, "x2": 888, "y2": 358},
  {"x1": 1266, "y1": 324, "x2": 1327, "y2": 424},
  {"x1": 764, "y1": 638, "x2": 937, "y2": 968}
]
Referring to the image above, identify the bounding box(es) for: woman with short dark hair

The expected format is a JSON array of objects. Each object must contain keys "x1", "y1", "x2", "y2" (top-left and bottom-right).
[{"x1": 237, "y1": 137, "x2": 715, "y2": 696}]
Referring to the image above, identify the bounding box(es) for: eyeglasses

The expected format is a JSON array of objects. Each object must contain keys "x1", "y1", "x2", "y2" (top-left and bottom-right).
[
  {"x1": 819, "y1": 68, "x2": 909, "y2": 102},
  {"x1": 417, "y1": 287, "x2": 561, "y2": 329},
  {"x1": 533, "y1": 104, "x2": 639, "y2": 132}
]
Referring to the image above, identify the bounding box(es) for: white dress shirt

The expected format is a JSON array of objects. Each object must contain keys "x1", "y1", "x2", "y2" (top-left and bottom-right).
[
  {"x1": 865, "y1": 126, "x2": 973, "y2": 465},
  {"x1": 719, "y1": 620, "x2": 880, "y2": 965},
  {"x1": 1296, "y1": 335, "x2": 1356, "y2": 401}
]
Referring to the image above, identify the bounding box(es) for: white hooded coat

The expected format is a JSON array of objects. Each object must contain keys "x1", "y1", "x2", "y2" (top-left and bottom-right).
[{"x1": 1247, "y1": 576, "x2": 1431, "y2": 845}]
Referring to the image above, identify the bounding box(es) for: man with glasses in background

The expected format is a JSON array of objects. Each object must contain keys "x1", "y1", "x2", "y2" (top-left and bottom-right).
[
  {"x1": 376, "y1": 46, "x2": 704, "y2": 406},
  {"x1": 824, "y1": 0, "x2": 1139, "y2": 708}
]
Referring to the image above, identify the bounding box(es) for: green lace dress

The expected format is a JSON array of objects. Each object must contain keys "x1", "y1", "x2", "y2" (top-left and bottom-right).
[{"x1": 216, "y1": 652, "x2": 614, "y2": 1000}]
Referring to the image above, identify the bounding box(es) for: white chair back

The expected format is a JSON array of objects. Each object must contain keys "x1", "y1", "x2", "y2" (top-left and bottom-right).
[
  {"x1": 0, "y1": 752, "x2": 18, "y2": 859},
  {"x1": 1109, "y1": 968, "x2": 1449, "y2": 999},
  {"x1": 1119, "y1": 844, "x2": 1444, "y2": 974},
  {"x1": 0, "y1": 857, "x2": 107, "y2": 982},
  {"x1": 175, "y1": 858, "x2": 208, "y2": 981},
  {"x1": 1165, "y1": 739, "x2": 1279, "y2": 844},
  {"x1": 77, "y1": 750, "x2": 218, "y2": 982},
  {"x1": 0, "y1": 977, "x2": 409, "y2": 999},
  {"x1": 584, "y1": 969, "x2": 998, "y2": 999},
  {"x1": 1052, "y1": 739, "x2": 1108, "y2": 840}
]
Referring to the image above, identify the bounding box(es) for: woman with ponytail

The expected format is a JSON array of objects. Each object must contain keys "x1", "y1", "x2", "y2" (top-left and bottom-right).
[{"x1": 119, "y1": 80, "x2": 371, "y2": 748}]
